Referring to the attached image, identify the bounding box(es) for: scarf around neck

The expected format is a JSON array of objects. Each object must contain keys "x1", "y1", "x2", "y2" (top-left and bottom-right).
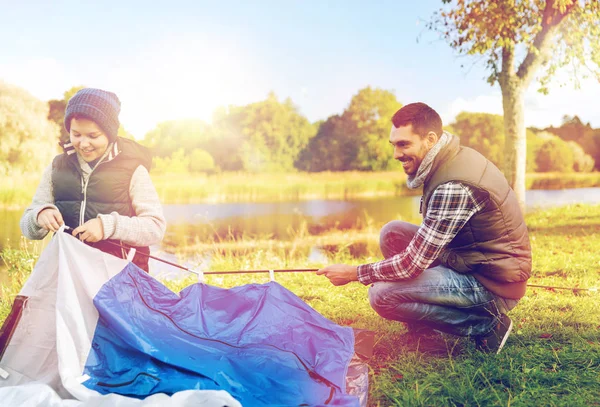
[{"x1": 406, "y1": 131, "x2": 451, "y2": 189}]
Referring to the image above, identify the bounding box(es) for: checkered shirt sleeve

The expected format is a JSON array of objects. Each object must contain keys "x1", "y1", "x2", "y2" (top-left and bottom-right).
[{"x1": 357, "y1": 182, "x2": 486, "y2": 285}]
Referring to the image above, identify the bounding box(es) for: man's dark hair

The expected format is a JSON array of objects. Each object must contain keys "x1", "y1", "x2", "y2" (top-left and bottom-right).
[{"x1": 391, "y1": 102, "x2": 443, "y2": 138}]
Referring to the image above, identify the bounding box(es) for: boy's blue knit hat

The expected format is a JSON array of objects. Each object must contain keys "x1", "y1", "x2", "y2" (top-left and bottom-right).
[{"x1": 64, "y1": 88, "x2": 121, "y2": 142}]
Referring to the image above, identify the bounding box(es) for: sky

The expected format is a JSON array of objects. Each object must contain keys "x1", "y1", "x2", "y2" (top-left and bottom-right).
[{"x1": 1, "y1": 0, "x2": 599, "y2": 139}]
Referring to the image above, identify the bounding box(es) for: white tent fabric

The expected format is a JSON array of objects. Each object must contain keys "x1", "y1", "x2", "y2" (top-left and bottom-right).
[{"x1": 0, "y1": 229, "x2": 240, "y2": 407}]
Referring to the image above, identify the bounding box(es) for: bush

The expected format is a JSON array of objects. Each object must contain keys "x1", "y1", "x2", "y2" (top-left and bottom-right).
[
  {"x1": 0, "y1": 81, "x2": 60, "y2": 175},
  {"x1": 567, "y1": 141, "x2": 595, "y2": 172},
  {"x1": 188, "y1": 149, "x2": 215, "y2": 173},
  {"x1": 526, "y1": 129, "x2": 546, "y2": 172},
  {"x1": 536, "y1": 138, "x2": 574, "y2": 173},
  {"x1": 152, "y1": 149, "x2": 190, "y2": 174}
]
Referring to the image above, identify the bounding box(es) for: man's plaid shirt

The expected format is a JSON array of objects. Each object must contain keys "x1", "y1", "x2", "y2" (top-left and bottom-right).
[{"x1": 357, "y1": 182, "x2": 487, "y2": 285}]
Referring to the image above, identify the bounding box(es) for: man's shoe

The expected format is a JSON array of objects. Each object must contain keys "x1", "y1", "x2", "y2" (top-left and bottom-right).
[{"x1": 474, "y1": 314, "x2": 513, "y2": 354}]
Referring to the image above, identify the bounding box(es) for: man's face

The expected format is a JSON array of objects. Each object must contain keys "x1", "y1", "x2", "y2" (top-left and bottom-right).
[
  {"x1": 69, "y1": 117, "x2": 110, "y2": 162},
  {"x1": 389, "y1": 124, "x2": 435, "y2": 176}
]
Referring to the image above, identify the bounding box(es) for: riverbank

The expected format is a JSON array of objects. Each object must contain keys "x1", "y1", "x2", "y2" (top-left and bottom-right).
[
  {"x1": 2, "y1": 171, "x2": 600, "y2": 209},
  {"x1": 2, "y1": 203, "x2": 599, "y2": 405}
]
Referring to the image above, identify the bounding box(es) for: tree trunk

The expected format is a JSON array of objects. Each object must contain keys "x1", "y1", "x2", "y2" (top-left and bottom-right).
[{"x1": 501, "y1": 79, "x2": 527, "y2": 214}]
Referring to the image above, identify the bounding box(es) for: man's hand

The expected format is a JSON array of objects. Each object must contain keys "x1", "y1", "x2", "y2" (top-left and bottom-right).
[
  {"x1": 316, "y1": 264, "x2": 359, "y2": 286},
  {"x1": 37, "y1": 208, "x2": 64, "y2": 232},
  {"x1": 72, "y1": 218, "x2": 104, "y2": 243}
]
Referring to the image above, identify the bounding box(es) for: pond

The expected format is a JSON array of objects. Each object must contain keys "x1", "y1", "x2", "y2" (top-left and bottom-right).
[
  {"x1": 3, "y1": 188, "x2": 600, "y2": 250},
  {"x1": 2, "y1": 187, "x2": 600, "y2": 279}
]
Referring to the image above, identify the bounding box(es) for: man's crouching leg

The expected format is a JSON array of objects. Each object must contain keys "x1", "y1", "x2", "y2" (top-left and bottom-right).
[{"x1": 367, "y1": 266, "x2": 515, "y2": 340}]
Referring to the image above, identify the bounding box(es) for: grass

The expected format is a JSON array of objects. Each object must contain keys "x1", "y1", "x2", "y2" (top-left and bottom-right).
[
  {"x1": 0, "y1": 239, "x2": 43, "y2": 323},
  {"x1": 527, "y1": 172, "x2": 600, "y2": 190},
  {"x1": 2, "y1": 204, "x2": 600, "y2": 406},
  {"x1": 151, "y1": 171, "x2": 413, "y2": 204},
  {"x1": 0, "y1": 172, "x2": 41, "y2": 210},
  {"x1": 3, "y1": 171, "x2": 600, "y2": 208}
]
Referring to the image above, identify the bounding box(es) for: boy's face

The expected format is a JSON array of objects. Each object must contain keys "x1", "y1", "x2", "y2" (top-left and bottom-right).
[
  {"x1": 389, "y1": 124, "x2": 437, "y2": 176},
  {"x1": 69, "y1": 117, "x2": 110, "y2": 162}
]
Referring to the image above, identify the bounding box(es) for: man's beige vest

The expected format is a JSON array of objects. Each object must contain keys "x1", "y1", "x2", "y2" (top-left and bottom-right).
[{"x1": 422, "y1": 135, "x2": 531, "y2": 299}]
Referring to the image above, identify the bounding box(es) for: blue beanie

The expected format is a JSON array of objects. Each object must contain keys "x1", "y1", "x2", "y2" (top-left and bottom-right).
[{"x1": 64, "y1": 88, "x2": 121, "y2": 142}]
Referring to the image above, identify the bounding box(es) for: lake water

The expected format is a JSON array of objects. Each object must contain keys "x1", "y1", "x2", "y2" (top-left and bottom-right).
[
  {"x1": 2, "y1": 187, "x2": 600, "y2": 280},
  {"x1": 2, "y1": 188, "x2": 600, "y2": 252}
]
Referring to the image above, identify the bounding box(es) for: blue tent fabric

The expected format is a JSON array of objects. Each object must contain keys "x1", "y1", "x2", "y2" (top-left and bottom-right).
[{"x1": 82, "y1": 263, "x2": 359, "y2": 406}]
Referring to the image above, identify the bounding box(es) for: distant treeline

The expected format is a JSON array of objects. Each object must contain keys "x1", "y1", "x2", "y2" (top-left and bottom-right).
[{"x1": 1, "y1": 80, "x2": 598, "y2": 176}]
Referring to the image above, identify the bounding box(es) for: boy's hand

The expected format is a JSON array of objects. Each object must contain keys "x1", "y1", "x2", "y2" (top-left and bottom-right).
[
  {"x1": 37, "y1": 208, "x2": 64, "y2": 232},
  {"x1": 72, "y1": 219, "x2": 104, "y2": 243}
]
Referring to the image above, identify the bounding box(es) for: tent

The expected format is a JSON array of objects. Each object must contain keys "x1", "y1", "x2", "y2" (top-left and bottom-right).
[{"x1": 0, "y1": 229, "x2": 368, "y2": 406}]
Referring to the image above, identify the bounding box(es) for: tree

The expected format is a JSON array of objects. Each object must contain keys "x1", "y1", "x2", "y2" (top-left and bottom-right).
[
  {"x1": 48, "y1": 85, "x2": 85, "y2": 144},
  {"x1": 449, "y1": 112, "x2": 505, "y2": 167},
  {"x1": 295, "y1": 114, "x2": 358, "y2": 171},
  {"x1": 188, "y1": 149, "x2": 215, "y2": 173},
  {"x1": 347, "y1": 87, "x2": 402, "y2": 170},
  {"x1": 449, "y1": 112, "x2": 549, "y2": 172},
  {"x1": 208, "y1": 107, "x2": 246, "y2": 171},
  {"x1": 545, "y1": 115, "x2": 600, "y2": 170},
  {"x1": 242, "y1": 94, "x2": 314, "y2": 172},
  {"x1": 567, "y1": 141, "x2": 595, "y2": 172},
  {"x1": 210, "y1": 93, "x2": 315, "y2": 172},
  {"x1": 0, "y1": 81, "x2": 60, "y2": 175},
  {"x1": 142, "y1": 119, "x2": 212, "y2": 157},
  {"x1": 430, "y1": 0, "x2": 600, "y2": 211},
  {"x1": 526, "y1": 129, "x2": 546, "y2": 172},
  {"x1": 296, "y1": 87, "x2": 402, "y2": 171},
  {"x1": 152, "y1": 149, "x2": 191, "y2": 175},
  {"x1": 536, "y1": 138, "x2": 574, "y2": 172}
]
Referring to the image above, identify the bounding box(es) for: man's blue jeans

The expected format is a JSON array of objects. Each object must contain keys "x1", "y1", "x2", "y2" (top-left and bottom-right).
[{"x1": 368, "y1": 221, "x2": 518, "y2": 337}]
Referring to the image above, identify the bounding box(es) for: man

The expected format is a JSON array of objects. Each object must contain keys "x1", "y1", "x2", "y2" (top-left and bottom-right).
[{"x1": 317, "y1": 102, "x2": 531, "y2": 354}]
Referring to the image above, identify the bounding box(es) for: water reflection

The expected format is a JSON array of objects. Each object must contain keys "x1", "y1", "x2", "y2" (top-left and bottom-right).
[{"x1": 162, "y1": 197, "x2": 420, "y2": 248}]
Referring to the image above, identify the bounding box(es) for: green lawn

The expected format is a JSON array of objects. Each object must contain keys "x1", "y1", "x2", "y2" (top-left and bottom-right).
[{"x1": 1, "y1": 204, "x2": 599, "y2": 406}]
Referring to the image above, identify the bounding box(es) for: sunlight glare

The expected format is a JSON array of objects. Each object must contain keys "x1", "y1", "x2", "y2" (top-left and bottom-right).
[{"x1": 115, "y1": 36, "x2": 265, "y2": 138}]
